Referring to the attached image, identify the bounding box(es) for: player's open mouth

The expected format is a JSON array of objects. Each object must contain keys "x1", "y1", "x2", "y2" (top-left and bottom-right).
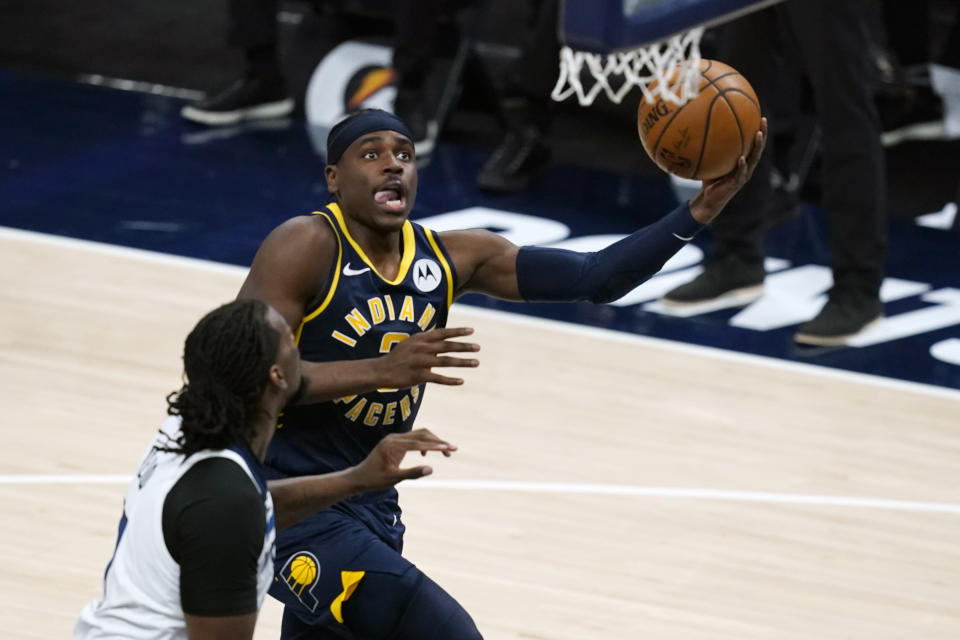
[{"x1": 374, "y1": 186, "x2": 405, "y2": 212}]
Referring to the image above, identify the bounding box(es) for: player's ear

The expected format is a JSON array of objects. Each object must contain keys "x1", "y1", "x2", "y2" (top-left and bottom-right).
[
  {"x1": 269, "y1": 363, "x2": 288, "y2": 391},
  {"x1": 325, "y1": 165, "x2": 338, "y2": 195}
]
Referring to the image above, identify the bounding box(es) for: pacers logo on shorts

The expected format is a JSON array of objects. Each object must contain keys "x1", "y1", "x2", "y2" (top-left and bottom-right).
[{"x1": 279, "y1": 551, "x2": 321, "y2": 612}]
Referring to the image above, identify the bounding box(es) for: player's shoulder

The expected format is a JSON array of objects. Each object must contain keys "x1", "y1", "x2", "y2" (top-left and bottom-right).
[
  {"x1": 436, "y1": 228, "x2": 516, "y2": 259},
  {"x1": 162, "y1": 457, "x2": 264, "y2": 561},
  {"x1": 243, "y1": 211, "x2": 341, "y2": 309},
  {"x1": 166, "y1": 457, "x2": 262, "y2": 518},
  {"x1": 436, "y1": 227, "x2": 506, "y2": 245},
  {"x1": 256, "y1": 213, "x2": 339, "y2": 263},
  {"x1": 183, "y1": 457, "x2": 259, "y2": 496},
  {"x1": 269, "y1": 212, "x2": 337, "y2": 243}
]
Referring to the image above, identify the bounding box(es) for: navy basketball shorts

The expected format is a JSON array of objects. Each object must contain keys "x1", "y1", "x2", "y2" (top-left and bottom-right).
[
  {"x1": 270, "y1": 506, "x2": 483, "y2": 639},
  {"x1": 270, "y1": 506, "x2": 409, "y2": 628}
]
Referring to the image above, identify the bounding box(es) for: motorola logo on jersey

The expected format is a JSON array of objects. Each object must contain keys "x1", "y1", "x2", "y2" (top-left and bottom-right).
[
  {"x1": 279, "y1": 552, "x2": 321, "y2": 612},
  {"x1": 412, "y1": 258, "x2": 442, "y2": 293}
]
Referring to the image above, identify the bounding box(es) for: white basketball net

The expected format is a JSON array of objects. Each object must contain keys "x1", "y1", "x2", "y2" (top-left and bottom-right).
[{"x1": 551, "y1": 27, "x2": 704, "y2": 106}]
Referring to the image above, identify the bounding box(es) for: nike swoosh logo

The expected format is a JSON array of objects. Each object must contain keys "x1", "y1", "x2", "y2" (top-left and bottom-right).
[
  {"x1": 342, "y1": 262, "x2": 371, "y2": 276},
  {"x1": 672, "y1": 232, "x2": 694, "y2": 242}
]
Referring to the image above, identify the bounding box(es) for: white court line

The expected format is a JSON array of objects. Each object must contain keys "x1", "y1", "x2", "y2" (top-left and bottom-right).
[
  {"x1": 0, "y1": 475, "x2": 133, "y2": 484},
  {"x1": 455, "y1": 305, "x2": 960, "y2": 401},
  {"x1": 3, "y1": 224, "x2": 959, "y2": 401},
  {"x1": 0, "y1": 226, "x2": 248, "y2": 276},
  {"x1": 3, "y1": 474, "x2": 960, "y2": 515},
  {"x1": 76, "y1": 74, "x2": 205, "y2": 101},
  {"x1": 413, "y1": 480, "x2": 960, "y2": 515}
]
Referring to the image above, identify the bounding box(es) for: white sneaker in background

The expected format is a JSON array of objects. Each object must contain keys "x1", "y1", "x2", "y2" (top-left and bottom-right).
[
  {"x1": 916, "y1": 202, "x2": 958, "y2": 230},
  {"x1": 930, "y1": 64, "x2": 960, "y2": 138}
]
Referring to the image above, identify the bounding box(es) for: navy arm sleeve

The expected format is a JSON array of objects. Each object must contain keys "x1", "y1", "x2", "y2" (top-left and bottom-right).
[
  {"x1": 516, "y1": 203, "x2": 702, "y2": 303},
  {"x1": 162, "y1": 457, "x2": 265, "y2": 617}
]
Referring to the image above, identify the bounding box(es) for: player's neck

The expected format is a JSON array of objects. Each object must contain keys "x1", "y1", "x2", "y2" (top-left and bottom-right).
[
  {"x1": 247, "y1": 416, "x2": 274, "y2": 462},
  {"x1": 249, "y1": 398, "x2": 284, "y2": 462},
  {"x1": 343, "y1": 216, "x2": 404, "y2": 274}
]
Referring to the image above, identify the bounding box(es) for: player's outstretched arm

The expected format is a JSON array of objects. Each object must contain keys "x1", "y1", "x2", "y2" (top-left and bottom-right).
[
  {"x1": 440, "y1": 119, "x2": 766, "y2": 304},
  {"x1": 239, "y1": 218, "x2": 480, "y2": 402},
  {"x1": 268, "y1": 429, "x2": 456, "y2": 529}
]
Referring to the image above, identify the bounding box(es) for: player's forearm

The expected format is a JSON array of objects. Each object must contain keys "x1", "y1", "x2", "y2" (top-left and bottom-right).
[
  {"x1": 268, "y1": 468, "x2": 364, "y2": 530},
  {"x1": 516, "y1": 203, "x2": 703, "y2": 303},
  {"x1": 297, "y1": 358, "x2": 385, "y2": 403}
]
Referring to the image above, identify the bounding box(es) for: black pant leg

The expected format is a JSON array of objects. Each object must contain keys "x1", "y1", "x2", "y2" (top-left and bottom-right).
[
  {"x1": 882, "y1": 0, "x2": 930, "y2": 67},
  {"x1": 227, "y1": 0, "x2": 279, "y2": 49},
  {"x1": 938, "y1": 9, "x2": 960, "y2": 68},
  {"x1": 787, "y1": 0, "x2": 887, "y2": 296},
  {"x1": 705, "y1": 7, "x2": 781, "y2": 265},
  {"x1": 505, "y1": 0, "x2": 561, "y2": 101},
  {"x1": 393, "y1": 0, "x2": 445, "y2": 92}
]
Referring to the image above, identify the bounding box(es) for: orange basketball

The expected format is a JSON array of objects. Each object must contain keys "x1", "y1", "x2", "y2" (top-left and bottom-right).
[{"x1": 638, "y1": 59, "x2": 761, "y2": 180}]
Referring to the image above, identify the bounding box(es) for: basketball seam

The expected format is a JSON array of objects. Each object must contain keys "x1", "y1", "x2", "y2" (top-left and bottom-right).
[
  {"x1": 702, "y1": 72, "x2": 738, "y2": 91},
  {"x1": 650, "y1": 101, "x2": 693, "y2": 162},
  {"x1": 691, "y1": 93, "x2": 727, "y2": 179},
  {"x1": 718, "y1": 88, "x2": 756, "y2": 157},
  {"x1": 723, "y1": 87, "x2": 760, "y2": 112},
  {"x1": 649, "y1": 68, "x2": 741, "y2": 174}
]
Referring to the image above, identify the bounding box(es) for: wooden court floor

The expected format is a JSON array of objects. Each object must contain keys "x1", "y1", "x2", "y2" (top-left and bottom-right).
[{"x1": 2, "y1": 227, "x2": 959, "y2": 639}]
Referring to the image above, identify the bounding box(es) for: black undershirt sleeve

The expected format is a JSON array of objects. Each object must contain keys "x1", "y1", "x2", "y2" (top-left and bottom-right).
[
  {"x1": 162, "y1": 457, "x2": 265, "y2": 617},
  {"x1": 516, "y1": 203, "x2": 703, "y2": 303}
]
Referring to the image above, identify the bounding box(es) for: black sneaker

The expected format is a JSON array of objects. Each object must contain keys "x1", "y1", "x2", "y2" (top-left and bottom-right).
[
  {"x1": 476, "y1": 127, "x2": 551, "y2": 193},
  {"x1": 794, "y1": 291, "x2": 883, "y2": 346},
  {"x1": 879, "y1": 84, "x2": 945, "y2": 146},
  {"x1": 661, "y1": 254, "x2": 765, "y2": 307},
  {"x1": 181, "y1": 75, "x2": 294, "y2": 126}
]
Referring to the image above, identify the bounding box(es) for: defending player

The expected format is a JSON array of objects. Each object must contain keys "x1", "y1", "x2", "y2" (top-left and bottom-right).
[
  {"x1": 75, "y1": 299, "x2": 456, "y2": 640},
  {"x1": 239, "y1": 109, "x2": 766, "y2": 638}
]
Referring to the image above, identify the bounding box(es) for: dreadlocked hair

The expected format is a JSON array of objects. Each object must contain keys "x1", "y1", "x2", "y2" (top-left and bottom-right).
[{"x1": 162, "y1": 298, "x2": 280, "y2": 457}]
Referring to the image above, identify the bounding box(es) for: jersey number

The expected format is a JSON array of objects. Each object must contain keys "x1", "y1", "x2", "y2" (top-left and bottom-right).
[{"x1": 377, "y1": 332, "x2": 409, "y2": 392}]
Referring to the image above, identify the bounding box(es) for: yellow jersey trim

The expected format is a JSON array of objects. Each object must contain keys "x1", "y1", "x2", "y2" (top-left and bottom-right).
[
  {"x1": 295, "y1": 210, "x2": 342, "y2": 345},
  {"x1": 328, "y1": 202, "x2": 415, "y2": 286},
  {"x1": 330, "y1": 570, "x2": 366, "y2": 623},
  {"x1": 424, "y1": 227, "x2": 454, "y2": 310}
]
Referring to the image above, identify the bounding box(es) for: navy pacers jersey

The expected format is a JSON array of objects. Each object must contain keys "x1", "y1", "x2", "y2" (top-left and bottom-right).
[{"x1": 265, "y1": 202, "x2": 455, "y2": 486}]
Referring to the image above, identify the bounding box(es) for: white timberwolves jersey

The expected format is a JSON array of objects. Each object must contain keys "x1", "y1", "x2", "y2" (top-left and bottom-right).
[{"x1": 75, "y1": 416, "x2": 276, "y2": 640}]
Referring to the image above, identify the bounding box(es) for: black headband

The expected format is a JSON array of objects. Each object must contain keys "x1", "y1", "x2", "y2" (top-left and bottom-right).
[{"x1": 326, "y1": 110, "x2": 414, "y2": 164}]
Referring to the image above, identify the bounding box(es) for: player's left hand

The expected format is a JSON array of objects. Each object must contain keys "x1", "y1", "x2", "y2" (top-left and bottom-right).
[
  {"x1": 353, "y1": 429, "x2": 457, "y2": 490},
  {"x1": 689, "y1": 117, "x2": 767, "y2": 224}
]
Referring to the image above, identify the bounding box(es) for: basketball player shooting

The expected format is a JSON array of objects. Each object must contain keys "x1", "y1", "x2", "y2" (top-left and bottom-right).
[{"x1": 238, "y1": 108, "x2": 766, "y2": 639}]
